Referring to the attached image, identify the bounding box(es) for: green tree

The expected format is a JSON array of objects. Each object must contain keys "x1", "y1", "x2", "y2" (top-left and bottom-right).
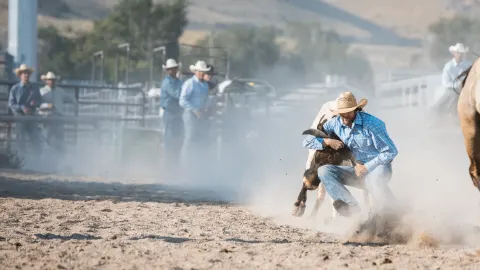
[
  {"x1": 428, "y1": 15, "x2": 480, "y2": 68},
  {"x1": 285, "y1": 21, "x2": 374, "y2": 93},
  {"x1": 38, "y1": 26, "x2": 77, "y2": 78},
  {"x1": 37, "y1": 0, "x2": 188, "y2": 83},
  {"x1": 194, "y1": 26, "x2": 281, "y2": 78}
]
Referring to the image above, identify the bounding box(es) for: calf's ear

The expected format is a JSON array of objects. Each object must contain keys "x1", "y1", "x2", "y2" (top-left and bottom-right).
[{"x1": 302, "y1": 128, "x2": 329, "y2": 138}]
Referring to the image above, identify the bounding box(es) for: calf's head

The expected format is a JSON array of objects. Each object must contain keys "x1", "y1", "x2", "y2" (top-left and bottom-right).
[{"x1": 303, "y1": 168, "x2": 320, "y2": 190}]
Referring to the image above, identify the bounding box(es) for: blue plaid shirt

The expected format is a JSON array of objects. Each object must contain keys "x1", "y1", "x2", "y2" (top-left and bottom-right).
[{"x1": 302, "y1": 111, "x2": 398, "y2": 172}]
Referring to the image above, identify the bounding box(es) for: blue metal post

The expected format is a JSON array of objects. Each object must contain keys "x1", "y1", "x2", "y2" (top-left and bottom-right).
[{"x1": 8, "y1": 0, "x2": 38, "y2": 81}]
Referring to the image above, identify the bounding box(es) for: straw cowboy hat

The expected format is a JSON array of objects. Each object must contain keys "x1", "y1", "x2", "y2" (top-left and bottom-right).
[
  {"x1": 162, "y1": 59, "x2": 179, "y2": 69},
  {"x1": 14, "y1": 64, "x2": 34, "y2": 76},
  {"x1": 40, "y1": 71, "x2": 60, "y2": 81},
  {"x1": 189, "y1": 60, "x2": 211, "y2": 72},
  {"x1": 449, "y1": 43, "x2": 469, "y2": 54},
  {"x1": 331, "y1": 92, "x2": 368, "y2": 114}
]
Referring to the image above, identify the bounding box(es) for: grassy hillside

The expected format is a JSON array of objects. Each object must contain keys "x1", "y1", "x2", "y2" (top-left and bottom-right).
[{"x1": 0, "y1": 0, "x2": 476, "y2": 71}]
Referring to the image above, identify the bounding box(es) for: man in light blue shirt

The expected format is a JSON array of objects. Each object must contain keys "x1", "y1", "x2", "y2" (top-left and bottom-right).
[
  {"x1": 179, "y1": 60, "x2": 211, "y2": 150},
  {"x1": 160, "y1": 59, "x2": 184, "y2": 169},
  {"x1": 442, "y1": 43, "x2": 472, "y2": 90},
  {"x1": 432, "y1": 43, "x2": 472, "y2": 124},
  {"x1": 302, "y1": 92, "x2": 399, "y2": 217}
]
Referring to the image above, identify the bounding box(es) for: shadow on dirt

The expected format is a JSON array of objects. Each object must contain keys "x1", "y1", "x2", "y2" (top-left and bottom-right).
[
  {"x1": 0, "y1": 170, "x2": 230, "y2": 205},
  {"x1": 34, "y1": 233, "x2": 102, "y2": 240},
  {"x1": 129, "y1": 235, "x2": 192, "y2": 243}
]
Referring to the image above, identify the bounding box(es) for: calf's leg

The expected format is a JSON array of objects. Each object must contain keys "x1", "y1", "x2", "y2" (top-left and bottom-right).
[
  {"x1": 309, "y1": 183, "x2": 326, "y2": 218},
  {"x1": 292, "y1": 184, "x2": 307, "y2": 217}
]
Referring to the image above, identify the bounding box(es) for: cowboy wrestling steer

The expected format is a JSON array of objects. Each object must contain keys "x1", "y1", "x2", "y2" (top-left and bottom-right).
[{"x1": 301, "y1": 92, "x2": 399, "y2": 217}]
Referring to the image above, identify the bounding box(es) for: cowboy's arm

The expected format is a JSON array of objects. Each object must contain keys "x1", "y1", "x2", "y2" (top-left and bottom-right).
[
  {"x1": 364, "y1": 120, "x2": 398, "y2": 172},
  {"x1": 8, "y1": 85, "x2": 23, "y2": 113},
  {"x1": 31, "y1": 88, "x2": 42, "y2": 108},
  {"x1": 179, "y1": 80, "x2": 195, "y2": 110},
  {"x1": 442, "y1": 64, "x2": 454, "y2": 88},
  {"x1": 162, "y1": 78, "x2": 181, "y2": 99},
  {"x1": 302, "y1": 118, "x2": 336, "y2": 151}
]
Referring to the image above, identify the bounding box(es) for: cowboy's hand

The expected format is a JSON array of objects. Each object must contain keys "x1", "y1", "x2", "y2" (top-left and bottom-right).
[
  {"x1": 324, "y1": 138, "x2": 344, "y2": 150},
  {"x1": 22, "y1": 106, "x2": 31, "y2": 115},
  {"x1": 194, "y1": 111, "x2": 202, "y2": 118},
  {"x1": 355, "y1": 163, "x2": 368, "y2": 177}
]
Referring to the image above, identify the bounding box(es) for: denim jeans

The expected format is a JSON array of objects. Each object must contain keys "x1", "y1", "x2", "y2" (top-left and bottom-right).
[
  {"x1": 183, "y1": 110, "x2": 208, "y2": 152},
  {"x1": 45, "y1": 122, "x2": 65, "y2": 153},
  {"x1": 317, "y1": 164, "x2": 397, "y2": 213},
  {"x1": 162, "y1": 109, "x2": 184, "y2": 176},
  {"x1": 16, "y1": 122, "x2": 41, "y2": 157},
  {"x1": 183, "y1": 109, "x2": 210, "y2": 181}
]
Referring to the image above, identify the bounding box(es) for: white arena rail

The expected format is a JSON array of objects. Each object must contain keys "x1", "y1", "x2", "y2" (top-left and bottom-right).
[{"x1": 376, "y1": 74, "x2": 443, "y2": 109}]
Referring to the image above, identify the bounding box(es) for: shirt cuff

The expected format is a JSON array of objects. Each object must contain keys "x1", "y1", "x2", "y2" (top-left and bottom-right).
[
  {"x1": 302, "y1": 135, "x2": 324, "y2": 150},
  {"x1": 364, "y1": 158, "x2": 379, "y2": 172}
]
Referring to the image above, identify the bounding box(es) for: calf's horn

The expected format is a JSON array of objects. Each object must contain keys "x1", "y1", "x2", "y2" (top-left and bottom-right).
[{"x1": 301, "y1": 128, "x2": 329, "y2": 138}]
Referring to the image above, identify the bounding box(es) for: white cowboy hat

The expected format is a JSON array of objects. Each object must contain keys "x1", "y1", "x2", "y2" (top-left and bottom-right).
[
  {"x1": 331, "y1": 92, "x2": 368, "y2": 114},
  {"x1": 449, "y1": 43, "x2": 469, "y2": 54},
  {"x1": 189, "y1": 60, "x2": 211, "y2": 72},
  {"x1": 162, "y1": 59, "x2": 179, "y2": 69},
  {"x1": 40, "y1": 71, "x2": 60, "y2": 81},
  {"x1": 14, "y1": 64, "x2": 34, "y2": 76}
]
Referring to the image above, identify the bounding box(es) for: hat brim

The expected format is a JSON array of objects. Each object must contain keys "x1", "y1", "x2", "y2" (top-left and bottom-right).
[
  {"x1": 41, "y1": 75, "x2": 59, "y2": 81},
  {"x1": 331, "y1": 99, "x2": 368, "y2": 114},
  {"x1": 15, "y1": 68, "x2": 34, "y2": 75},
  {"x1": 449, "y1": 46, "x2": 469, "y2": 54},
  {"x1": 189, "y1": 65, "x2": 211, "y2": 72},
  {"x1": 162, "y1": 64, "x2": 178, "y2": 69}
]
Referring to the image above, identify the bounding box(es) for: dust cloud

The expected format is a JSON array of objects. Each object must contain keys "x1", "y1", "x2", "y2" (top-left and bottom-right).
[
  {"x1": 217, "y1": 83, "x2": 480, "y2": 247},
  {"x1": 16, "y1": 70, "x2": 480, "y2": 249}
]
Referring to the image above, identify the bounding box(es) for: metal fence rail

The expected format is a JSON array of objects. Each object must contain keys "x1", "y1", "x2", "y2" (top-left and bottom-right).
[
  {"x1": 0, "y1": 80, "x2": 147, "y2": 125},
  {"x1": 376, "y1": 74, "x2": 442, "y2": 109}
]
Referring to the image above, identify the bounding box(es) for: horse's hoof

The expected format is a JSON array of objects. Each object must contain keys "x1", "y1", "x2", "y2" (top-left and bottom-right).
[{"x1": 292, "y1": 204, "x2": 306, "y2": 217}]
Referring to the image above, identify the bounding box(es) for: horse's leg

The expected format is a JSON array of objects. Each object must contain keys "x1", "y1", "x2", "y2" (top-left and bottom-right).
[
  {"x1": 310, "y1": 183, "x2": 326, "y2": 218},
  {"x1": 292, "y1": 183, "x2": 307, "y2": 216},
  {"x1": 463, "y1": 124, "x2": 480, "y2": 190},
  {"x1": 458, "y1": 97, "x2": 480, "y2": 190}
]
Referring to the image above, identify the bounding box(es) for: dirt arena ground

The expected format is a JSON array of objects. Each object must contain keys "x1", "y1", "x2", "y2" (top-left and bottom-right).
[
  {"x1": 1, "y1": 171, "x2": 480, "y2": 270},
  {"x1": 2, "y1": 92, "x2": 480, "y2": 269}
]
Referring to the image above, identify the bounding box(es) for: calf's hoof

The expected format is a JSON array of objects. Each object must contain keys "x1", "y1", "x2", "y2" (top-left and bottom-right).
[{"x1": 292, "y1": 202, "x2": 306, "y2": 217}]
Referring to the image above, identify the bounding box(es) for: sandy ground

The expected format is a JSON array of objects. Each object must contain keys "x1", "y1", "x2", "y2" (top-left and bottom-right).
[
  {"x1": 2, "y1": 91, "x2": 480, "y2": 269},
  {"x1": 1, "y1": 172, "x2": 480, "y2": 270}
]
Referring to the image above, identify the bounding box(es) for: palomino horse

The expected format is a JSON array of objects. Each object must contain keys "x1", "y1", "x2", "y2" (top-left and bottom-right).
[{"x1": 458, "y1": 58, "x2": 480, "y2": 190}]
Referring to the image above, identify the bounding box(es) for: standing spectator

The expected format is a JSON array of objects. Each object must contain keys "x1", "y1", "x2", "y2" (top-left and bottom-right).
[
  {"x1": 203, "y1": 64, "x2": 218, "y2": 117},
  {"x1": 159, "y1": 59, "x2": 184, "y2": 173},
  {"x1": 8, "y1": 64, "x2": 42, "y2": 156},
  {"x1": 39, "y1": 71, "x2": 76, "y2": 154},
  {"x1": 204, "y1": 64, "x2": 218, "y2": 94},
  {"x1": 179, "y1": 60, "x2": 211, "y2": 178}
]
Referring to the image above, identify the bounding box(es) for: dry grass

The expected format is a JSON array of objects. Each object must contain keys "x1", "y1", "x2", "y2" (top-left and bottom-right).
[{"x1": 0, "y1": 0, "x2": 468, "y2": 70}]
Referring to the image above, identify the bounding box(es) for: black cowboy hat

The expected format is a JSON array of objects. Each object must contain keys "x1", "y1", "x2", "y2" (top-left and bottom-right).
[{"x1": 206, "y1": 65, "x2": 217, "y2": 76}]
